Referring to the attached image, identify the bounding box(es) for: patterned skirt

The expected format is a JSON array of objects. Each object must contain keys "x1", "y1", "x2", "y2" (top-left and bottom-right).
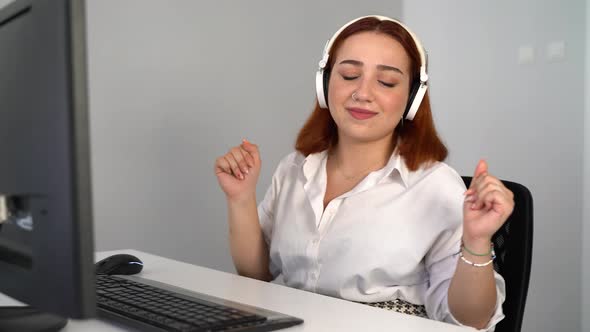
[{"x1": 360, "y1": 299, "x2": 428, "y2": 318}]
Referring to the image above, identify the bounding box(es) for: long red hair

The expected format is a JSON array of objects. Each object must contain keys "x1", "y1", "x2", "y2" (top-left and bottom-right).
[{"x1": 295, "y1": 17, "x2": 447, "y2": 171}]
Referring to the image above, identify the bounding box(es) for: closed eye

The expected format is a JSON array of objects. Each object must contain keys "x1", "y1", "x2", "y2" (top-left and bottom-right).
[
  {"x1": 379, "y1": 81, "x2": 396, "y2": 88},
  {"x1": 342, "y1": 75, "x2": 359, "y2": 81}
]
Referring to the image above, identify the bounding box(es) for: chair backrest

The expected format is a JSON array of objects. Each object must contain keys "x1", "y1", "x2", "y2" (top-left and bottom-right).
[{"x1": 461, "y1": 177, "x2": 533, "y2": 332}]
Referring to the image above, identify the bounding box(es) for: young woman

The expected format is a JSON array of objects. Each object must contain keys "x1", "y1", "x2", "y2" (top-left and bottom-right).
[{"x1": 214, "y1": 16, "x2": 513, "y2": 331}]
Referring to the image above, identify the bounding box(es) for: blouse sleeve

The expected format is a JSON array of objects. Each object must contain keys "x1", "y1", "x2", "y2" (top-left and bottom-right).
[
  {"x1": 258, "y1": 175, "x2": 277, "y2": 247},
  {"x1": 423, "y1": 169, "x2": 506, "y2": 331},
  {"x1": 257, "y1": 157, "x2": 287, "y2": 279}
]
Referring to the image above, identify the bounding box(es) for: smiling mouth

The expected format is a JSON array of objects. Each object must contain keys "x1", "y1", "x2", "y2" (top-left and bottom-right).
[{"x1": 347, "y1": 108, "x2": 377, "y2": 120}]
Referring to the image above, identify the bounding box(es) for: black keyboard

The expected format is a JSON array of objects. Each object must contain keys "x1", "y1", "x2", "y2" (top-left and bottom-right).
[{"x1": 96, "y1": 274, "x2": 303, "y2": 332}]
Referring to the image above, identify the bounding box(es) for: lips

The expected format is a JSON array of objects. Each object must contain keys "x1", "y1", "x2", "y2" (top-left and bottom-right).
[{"x1": 347, "y1": 108, "x2": 378, "y2": 120}]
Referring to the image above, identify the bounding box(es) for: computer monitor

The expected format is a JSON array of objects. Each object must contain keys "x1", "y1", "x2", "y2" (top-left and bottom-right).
[{"x1": 0, "y1": 0, "x2": 95, "y2": 330}]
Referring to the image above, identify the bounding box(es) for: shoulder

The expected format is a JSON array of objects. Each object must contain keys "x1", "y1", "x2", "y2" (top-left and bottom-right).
[
  {"x1": 280, "y1": 151, "x2": 305, "y2": 166},
  {"x1": 407, "y1": 161, "x2": 465, "y2": 192},
  {"x1": 406, "y1": 161, "x2": 466, "y2": 216},
  {"x1": 270, "y1": 151, "x2": 305, "y2": 178},
  {"x1": 275, "y1": 151, "x2": 305, "y2": 170}
]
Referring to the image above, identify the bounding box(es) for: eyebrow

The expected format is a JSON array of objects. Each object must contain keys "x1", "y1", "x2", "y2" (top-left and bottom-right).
[{"x1": 338, "y1": 59, "x2": 404, "y2": 75}]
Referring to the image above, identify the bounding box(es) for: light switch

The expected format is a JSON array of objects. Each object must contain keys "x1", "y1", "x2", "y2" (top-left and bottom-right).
[
  {"x1": 518, "y1": 45, "x2": 535, "y2": 65},
  {"x1": 546, "y1": 41, "x2": 566, "y2": 61}
]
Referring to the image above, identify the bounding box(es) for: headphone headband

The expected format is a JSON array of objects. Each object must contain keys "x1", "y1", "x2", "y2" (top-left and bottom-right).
[{"x1": 316, "y1": 15, "x2": 429, "y2": 121}]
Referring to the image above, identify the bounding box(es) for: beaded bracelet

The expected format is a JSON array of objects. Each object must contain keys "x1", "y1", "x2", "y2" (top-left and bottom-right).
[
  {"x1": 459, "y1": 250, "x2": 496, "y2": 267},
  {"x1": 462, "y1": 241, "x2": 494, "y2": 257}
]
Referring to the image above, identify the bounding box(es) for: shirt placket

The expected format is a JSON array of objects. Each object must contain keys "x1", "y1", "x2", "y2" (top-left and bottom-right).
[{"x1": 307, "y1": 199, "x2": 341, "y2": 291}]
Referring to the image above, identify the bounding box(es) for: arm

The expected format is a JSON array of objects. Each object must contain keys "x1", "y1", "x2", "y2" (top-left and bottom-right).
[
  {"x1": 448, "y1": 160, "x2": 514, "y2": 329},
  {"x1": 448, "y1": 238, "x2": 497, "y2": 329},
  {"x1": 227, "y1": 196, "x2": 273, "y2": 281},
  {"x1": 215, "y1": 139, "x2": 272, "y2": 281}
]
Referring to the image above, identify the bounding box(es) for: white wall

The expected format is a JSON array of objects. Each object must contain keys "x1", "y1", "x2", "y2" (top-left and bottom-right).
[{"x1": 403, "y1": 1, "x2": 585, "y2": 332}]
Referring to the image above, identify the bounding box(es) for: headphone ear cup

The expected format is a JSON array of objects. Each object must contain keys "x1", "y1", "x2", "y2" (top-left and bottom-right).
[
  {"x1": 323, "y1": 69, "x2": 331, "y2": 107},
  {"x1": 404, "y1": 80, "x2": 421, "y2": 119}
]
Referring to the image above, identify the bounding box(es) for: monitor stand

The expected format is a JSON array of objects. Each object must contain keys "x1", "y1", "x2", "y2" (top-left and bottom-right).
[{"x1": 0, "y1": 306, "x2": 67, "y2": 332}]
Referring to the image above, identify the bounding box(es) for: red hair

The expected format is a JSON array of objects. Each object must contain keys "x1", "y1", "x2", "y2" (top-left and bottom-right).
[{"x1": 295, "y1": 17, "x2": 447, "y2": 171}]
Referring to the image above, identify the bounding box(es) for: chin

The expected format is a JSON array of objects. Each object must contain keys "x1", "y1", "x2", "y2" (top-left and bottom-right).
[{"x1": 340, "y1": 131, "x2": 390, "y2": 144}]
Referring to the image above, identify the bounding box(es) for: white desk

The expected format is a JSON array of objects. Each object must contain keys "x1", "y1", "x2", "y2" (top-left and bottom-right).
[{"x1": 2, "y1": 250, "x2": 474, "y2": 331}]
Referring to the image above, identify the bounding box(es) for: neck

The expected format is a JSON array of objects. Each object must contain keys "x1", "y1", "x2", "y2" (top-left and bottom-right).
[{"x1": 331, "y1": 135, "x2": 395, "y2": 175}]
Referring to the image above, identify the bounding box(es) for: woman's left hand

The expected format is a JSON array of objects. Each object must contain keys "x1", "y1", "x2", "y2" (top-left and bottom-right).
[{"x1": 462, "y1": 160, "x2": 515, "y2": 248}]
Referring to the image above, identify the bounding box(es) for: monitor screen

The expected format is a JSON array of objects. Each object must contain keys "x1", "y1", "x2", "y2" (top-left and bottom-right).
[{"x1": 0, "y1": 0, "x2": 95, "y2": 326}]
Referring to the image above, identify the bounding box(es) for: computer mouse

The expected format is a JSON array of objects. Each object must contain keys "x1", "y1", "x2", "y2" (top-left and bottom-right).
[{"x1": 95, "y1": 254, "x2": 144, "y2": 275}]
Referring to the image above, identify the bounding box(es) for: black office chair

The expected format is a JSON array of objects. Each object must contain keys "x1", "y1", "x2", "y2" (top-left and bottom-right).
[{"x1": 461, "y1": 177, "x2": 533, "y2": 332}]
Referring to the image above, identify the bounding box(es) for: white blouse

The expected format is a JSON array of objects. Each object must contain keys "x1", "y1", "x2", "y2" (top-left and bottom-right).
[{"x1": 257, "y1": 150, "x2": 506, "y2": 331}]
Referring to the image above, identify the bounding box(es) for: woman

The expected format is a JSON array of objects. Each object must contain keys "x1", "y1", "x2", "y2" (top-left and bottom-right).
[{"x1": 214, "y1": 16, "x2": 513, "y2": 331}]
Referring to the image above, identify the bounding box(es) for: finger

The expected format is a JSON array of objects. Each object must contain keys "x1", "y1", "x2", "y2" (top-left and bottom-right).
[
  {"x1": 467, "y1": 171, "x2": 515, "y2": 212},
  {"x1": 465, "y1": 172, "x2": 498, "y2": 199},
  {"x1": 480, "y1": 190, "x2": 513, "y2": 215},
  {"x1": 485, "y1": 178, "x2": 513, "y2": 204},
  {"x1": 478, "y1": 191, "x2": 498, "y2": 212},
  {"x1": 240, "y1": 146, "x2": 255, "y2": 168},
  {"x1": 470, "y1": 171, "x2": 487, "y2": 192},
  {"x1": 470, "y1": 159, "x2": 488, "y2": 188},
  {"x1": 230, "y1": 147, "x2": 250, "y2": 175},
  {"x1": 473, "y1": 174, "x2": 502, "y2": 193},
  {"x1": 214, "y1": 157, "x2": 233, "y2": 175},
  {"x1": 464, "y1": 192, "x2": 476, "y2": 205},
  {"x1": 470, "y1": 182, "x2": 500, "y2": 209},
  {"x1": 224, "y1": 155, "x2": 244, "y2": 180},
  {"x1": 241, "y1": 139, "x2": 260, "y2": 164},
  {"x1": 471, "y1": 183, "x2": 507, "y2": 210},
  {"x1": 473, "y1": 173, "x2": 514, "y2": 202}
]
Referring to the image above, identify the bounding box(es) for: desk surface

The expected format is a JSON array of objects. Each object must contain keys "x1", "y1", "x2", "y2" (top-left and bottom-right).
[{"x1": 2, "y1": 250, "x2": 474, "y2": 331}]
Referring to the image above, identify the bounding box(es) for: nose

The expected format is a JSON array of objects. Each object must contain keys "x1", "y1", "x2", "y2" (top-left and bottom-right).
[{"x1": 352, "y1": 76, "x2": 374, "y2": 103}]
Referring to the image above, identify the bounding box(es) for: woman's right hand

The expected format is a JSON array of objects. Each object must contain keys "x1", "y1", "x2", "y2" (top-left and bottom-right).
[{"x1": 214, "y1": 139, "x2": 261, "y2": 201}]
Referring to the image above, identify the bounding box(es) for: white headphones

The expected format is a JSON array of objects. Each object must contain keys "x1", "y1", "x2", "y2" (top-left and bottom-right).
[{"x1": 315, "y1": 15, "x2": 429, "y2": 121}]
